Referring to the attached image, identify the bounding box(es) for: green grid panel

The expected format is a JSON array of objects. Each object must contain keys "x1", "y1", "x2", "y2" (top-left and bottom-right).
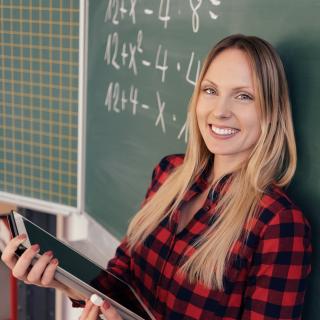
[{"x1": 0, "y1": 0, "x2": 79, "y2": 207}]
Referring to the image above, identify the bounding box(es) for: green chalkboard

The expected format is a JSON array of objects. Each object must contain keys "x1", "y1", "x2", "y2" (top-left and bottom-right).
[
  {"x1": 0, "y1": 0, "x2": 79, "y2": 210},
  {"x1": 85, "y1": 1, "x2": 319, "y2": 317}
]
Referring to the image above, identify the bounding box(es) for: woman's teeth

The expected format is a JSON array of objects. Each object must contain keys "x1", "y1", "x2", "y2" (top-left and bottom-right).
[{"x1": 210, "y1": 125, "x2": 239, "y2": 136}]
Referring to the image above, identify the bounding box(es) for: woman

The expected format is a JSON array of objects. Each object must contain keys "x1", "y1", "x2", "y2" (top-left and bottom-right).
[{"x1": 2, "y1": 34, "x2": 312, "y2": 319}]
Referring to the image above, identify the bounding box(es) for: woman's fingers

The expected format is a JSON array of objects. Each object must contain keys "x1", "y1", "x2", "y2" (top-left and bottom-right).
[
  {"x1": 79, "y1": 299, "x2": 92, "y2": 320},
  {"x1": 87, "y1": 303, "x2": 100, "y2": 319},
  {"x1": 100, "y1": 299, "x2": 122, "y2": 320},
  {"x1": 1, "y1": 234, "x2": 27, "y2": 269},
  {"x1": 40, "y1": 258, "x2": 59, "y2": 286},
  {"x1": 81, "y1": 295, "x2": 123, "y2": 320},
  {"x1": 12, "y1": 244, "x2": 40, "y2": 280},
  {"x1": 79, "y1": 300, "x2": 100, "y2": 320},
  {"x1": 26, "y1": 251, "x2": 53, "y2": 283},
  {"x1": 22, "y1": 252, "x2": 62, "y2": 288},
  {"x1": 1, "y1": 236, "x2": 68, "y2": 292}
]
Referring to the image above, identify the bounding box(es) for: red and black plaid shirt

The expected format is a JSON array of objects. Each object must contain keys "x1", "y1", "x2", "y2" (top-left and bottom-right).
[{"x1": 106, "y1": 154, "x2": 312, "y2": 319}]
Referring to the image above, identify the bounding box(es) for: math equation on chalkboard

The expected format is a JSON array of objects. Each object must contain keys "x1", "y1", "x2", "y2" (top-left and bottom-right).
[{"x1": 90, "y1": 0, "x2": 223, "y2": 142}]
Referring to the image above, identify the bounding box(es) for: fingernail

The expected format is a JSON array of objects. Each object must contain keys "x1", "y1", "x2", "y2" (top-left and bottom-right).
[
  {"x1": 31, "y1": 244, "x2": 40, "y2": 252},
  {"x1": 44, "y1": 251, "x2": 53, "y2": 257},
  {"x1": 102, "y1": 300, "x2": 111, "y2": 311},
  {"x1": 90, "y1": 294, "x2": 103, "y2": 306},
  {"x1": 18, "y1": 234, "x2": 27, "y2": 240},
  {"x1": 51, "y1": 258, "x2": 58, "y2": 265}
]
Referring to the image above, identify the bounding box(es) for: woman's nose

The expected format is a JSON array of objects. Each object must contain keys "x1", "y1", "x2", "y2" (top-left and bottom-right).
[{"x1": 210, "y1": 96, "x2": 232, "y2": 119}]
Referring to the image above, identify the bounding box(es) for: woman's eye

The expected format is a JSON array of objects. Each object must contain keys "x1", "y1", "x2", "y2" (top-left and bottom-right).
[
  {"x1": 203, "y1": 87, "x2": 216, "y2": 95},
  {"x1": 236, "y1": 93, "x2": 253, "y2": 101}
]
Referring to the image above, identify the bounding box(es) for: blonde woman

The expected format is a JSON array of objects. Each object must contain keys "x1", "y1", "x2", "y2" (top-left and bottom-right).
[{"x1": 2, "y1": 34, "x2": 312, "y2": 319}]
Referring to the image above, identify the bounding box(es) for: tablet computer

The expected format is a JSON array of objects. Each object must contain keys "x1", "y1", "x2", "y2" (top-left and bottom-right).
[{"x1": 8, "y1": 211, "x2": 155, "y2": 320}]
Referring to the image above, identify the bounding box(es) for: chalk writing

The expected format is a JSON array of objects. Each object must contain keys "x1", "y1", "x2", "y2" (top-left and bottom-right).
[
  {"x1": 190, "y1": 0, "x2": 202, "y2": 33},
  {"x1": 155, "y1": 91, "x2": 166, "y2": 133},
  {"x1": 105, "y1": 82, "x2": 140, "y2": 116},
  {"x1": 186, "y1": 51, "x2": 201, "y2": 86},
  {"x1": 155, "y1": 45, "x2": 168, "y2": 83},
  {"x1": 104, "y1": 30, "x2": 144, "y2": 75},
  {"x1": 105, "y1": 0, "x2": 137, "y2": 25},
  {"x1": 102, "y1": 0, "x2": 223, "y2": 141},
  {"x1": 105, "y1": 0, "x2": 221, "y2": 31},
  {"x1": 158, "y1": 0, "x2": 171, "y2": 29}
]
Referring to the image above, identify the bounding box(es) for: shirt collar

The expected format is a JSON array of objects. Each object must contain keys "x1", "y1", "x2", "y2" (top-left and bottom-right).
[{"x1": 184, "y1": 159, "x2": 233, "y2": 202}]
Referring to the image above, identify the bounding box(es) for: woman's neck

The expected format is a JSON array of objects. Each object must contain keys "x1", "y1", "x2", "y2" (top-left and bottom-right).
[{"x1": 209, "y1": 155, "x2": 243, "y2": 184}]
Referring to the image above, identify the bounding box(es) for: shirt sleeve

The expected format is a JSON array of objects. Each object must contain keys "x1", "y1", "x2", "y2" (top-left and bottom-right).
[
  {"x1": 106, "y1": 237, "x2": 132, "y2": 283},
  {"x1": 242, "y1": 208, "x2": 312, "y2": 320}
]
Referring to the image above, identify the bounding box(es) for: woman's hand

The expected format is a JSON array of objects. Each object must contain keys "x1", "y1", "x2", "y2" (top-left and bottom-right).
[
  {"x1": 79, "y1": 294, "x2": 123, "y2": 320},
  {"x1": 1, "y1": 234, "x2": 84, "y2": 300}
]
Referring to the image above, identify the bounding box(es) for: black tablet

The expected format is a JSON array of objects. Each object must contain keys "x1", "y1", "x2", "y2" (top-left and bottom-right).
[{"x1": 8, "y1": 211, "x2": 155, "y2": 320}]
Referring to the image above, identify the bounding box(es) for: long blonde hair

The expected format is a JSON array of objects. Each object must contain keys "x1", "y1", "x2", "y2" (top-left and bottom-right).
[{"x1": 127, "y1": 34, "x2": 297, "y2": 290}]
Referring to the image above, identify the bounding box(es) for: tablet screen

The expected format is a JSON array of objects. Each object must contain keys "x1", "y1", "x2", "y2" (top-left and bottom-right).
[{"x1": 18, "y1": 215, "x2": 151, "y2": 320}]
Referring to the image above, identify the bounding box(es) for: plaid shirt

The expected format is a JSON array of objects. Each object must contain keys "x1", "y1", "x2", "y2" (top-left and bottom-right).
[{"x1": 106, "y1": 154, "x2": 312, "y2": 319}]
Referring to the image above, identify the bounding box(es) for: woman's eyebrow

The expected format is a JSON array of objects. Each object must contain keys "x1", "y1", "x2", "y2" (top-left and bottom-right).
[
  {"x1": 231, "y1": 85, "x2": 254, "y2": 91},
  {"x1": 201, "y1": 79, "x2": 217, "y2": 86},
  {"x1": 231, "y1": 87, "x2": 255, "y2": 95}
]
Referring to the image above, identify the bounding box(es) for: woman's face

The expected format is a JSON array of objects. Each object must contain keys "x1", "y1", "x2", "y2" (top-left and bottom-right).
[{"x1": 196, "y1": 48, "x2": 261, "y2": 165}]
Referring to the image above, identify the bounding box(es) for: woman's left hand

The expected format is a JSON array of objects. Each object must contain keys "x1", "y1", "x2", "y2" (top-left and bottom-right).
[{"x1": 79, "y1": 295, "x2": 123, "y2": 320}]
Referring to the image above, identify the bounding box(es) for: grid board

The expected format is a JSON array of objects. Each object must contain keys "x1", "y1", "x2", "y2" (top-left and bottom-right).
[{"x1": 0, "y1": 0, "x2": 79, "y2": 208}]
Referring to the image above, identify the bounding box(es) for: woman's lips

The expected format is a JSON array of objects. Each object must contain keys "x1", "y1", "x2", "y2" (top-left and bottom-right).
[{"x1": 209, "y1": 124, "x2": 240, "y2": 139}]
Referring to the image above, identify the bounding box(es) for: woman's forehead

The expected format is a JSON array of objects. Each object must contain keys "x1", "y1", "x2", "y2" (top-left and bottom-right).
[{"x1": 204, "y1": 49, "x2": 255, "y2": 90}]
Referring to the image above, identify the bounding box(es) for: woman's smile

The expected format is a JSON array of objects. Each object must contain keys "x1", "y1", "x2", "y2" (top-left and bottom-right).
[{"x1": 209, "y1": 124, "x2": 240, "y2": 139}]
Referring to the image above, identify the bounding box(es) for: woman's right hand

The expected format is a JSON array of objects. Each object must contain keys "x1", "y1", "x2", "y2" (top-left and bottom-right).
[{"x1": 1, "y1": 234, "x2": 84, "y2": 300}]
